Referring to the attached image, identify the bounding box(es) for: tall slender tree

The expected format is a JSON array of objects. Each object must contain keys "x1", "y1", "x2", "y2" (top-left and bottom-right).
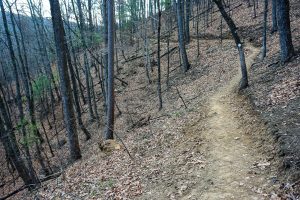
[
  {"x1": 157, "y1": 0, "x2": 163, "y2": 110},
  {"x1": 49, "y1": 0, "x2": 81, "y2": 161},
  {"x1": 262, "y1": 0, "x2": 268, "y2": 58},
  {"x1": 76, "y1": 0, "x2": 95, "y2": 121},
  {"x1": 105, "y1": 0, "x2": 115, "y2": 140}
]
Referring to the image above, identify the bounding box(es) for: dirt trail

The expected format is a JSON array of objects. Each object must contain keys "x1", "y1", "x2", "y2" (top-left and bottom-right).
[
  {"x1": 189, "y1": 45, "x2": 274, "y2": 199},
  {"x1": 137, "y1": 42, "x2": 276, "y2": 200},
  {"x1": 136, "y1": 41, "x2": 277, "y2": 200}
]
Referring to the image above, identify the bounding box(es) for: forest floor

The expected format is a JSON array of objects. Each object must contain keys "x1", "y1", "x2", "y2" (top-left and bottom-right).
[
  {"x1": 3, "y1": 1, "x2": 299, "y2": 199},
  {"x1": 28, "y1": 39, "x2": 280, "y2": 200}
]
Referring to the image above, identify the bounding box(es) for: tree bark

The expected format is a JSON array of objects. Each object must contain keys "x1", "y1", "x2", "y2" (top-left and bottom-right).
[
  {"x1": 1, "y1": 0, "x2": 38, "y2": 181},
  {"x1": 276, "y1": 0, "x2": 294, "y2": 63},
  {"x1": 262, "y1": 0, "x2": 268, "y2": 58},
  {"x1": 49, "y1": 0, "x2": 82, "y2": 161},
  {"x1": 105, "y1": 0, "x2": 115, "y2": 140},
  {"x1": 271, "y1": 0, "x2": 278, "y2": 33},
  {"x1": 185, "y1": 0, "x2": 191, "y2": 43},
  {"x1": 157, "y1": 0, "x2": 163, "y2": 110},
  {"x1": 176, "y1": 0, "x2": 190, "y2": 72}
]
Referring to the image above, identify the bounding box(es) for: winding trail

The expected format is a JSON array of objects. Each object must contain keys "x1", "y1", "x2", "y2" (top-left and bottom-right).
[
  {"x1": 139, "y1": 42, "x2": 276, "y2": 200},
  {"x1": 196, "y1": 44, "x2": 273, "y2": 199}
]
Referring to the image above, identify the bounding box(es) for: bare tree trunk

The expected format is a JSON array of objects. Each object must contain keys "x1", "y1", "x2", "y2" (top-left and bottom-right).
[
  {"x1": 157, "y1": 0, "x2": 163, "y2": 110},
  {"x1": 185, "y1": 0, "x2": 191, "y2": 43},
  {"x1": 262, "y1": 0, "x2": 268, "y2": 58},
  {"x1": 49, "y1": 0, "x2": 82, "y2": 161},
  {"x1": 253, "y1": 0, "x2": 257, "y2": 18},
  {"x1": 176, "y1": 0, "x2": 190, "y2": 72},
  {"x1": 75, "y1": 0, "x2": 95, "y2": 121},
  {"x1": 105, "y1": 0, "x2": 115, "y2": 140},
  {"x1": 271, "y1": 0, "x2": 278, "y2": 33},
  {"x1": 197, "y1": 1, "x2": 201, "y2": 57},
  {"x1": 276, "y1": 0, "x2": 294, "y2": 63},
  {"x1": 102, "y1": 0, "x2": 109, "y2": 113},
  {"x1": 65, "y1": 34, "x2": 92, "y2": 140}
]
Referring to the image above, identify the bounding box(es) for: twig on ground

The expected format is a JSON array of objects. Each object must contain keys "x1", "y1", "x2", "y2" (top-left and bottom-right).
[{"x1": 175, "y1": 86, "x2": 188, "y2": 109}]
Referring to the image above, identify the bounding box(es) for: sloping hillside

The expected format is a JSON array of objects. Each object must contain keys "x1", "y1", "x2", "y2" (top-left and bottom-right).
[{"x1": 0, "y1": 0, "x2": 299, "y2": 199}]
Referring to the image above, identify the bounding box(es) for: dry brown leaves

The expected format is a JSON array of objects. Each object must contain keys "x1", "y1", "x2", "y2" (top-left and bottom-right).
[{"x1": 268, "y1": 79, "x2": 300, "y2": 106}]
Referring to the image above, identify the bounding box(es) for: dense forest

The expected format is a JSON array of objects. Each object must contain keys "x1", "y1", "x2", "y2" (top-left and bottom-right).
[{"x1": 0, "y1": 0, "x2": 299, "y2": 199}]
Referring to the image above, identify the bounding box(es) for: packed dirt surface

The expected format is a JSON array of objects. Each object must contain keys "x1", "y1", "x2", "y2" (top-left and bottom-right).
[
  {"x1": 193, "y1": 45, "x2": 275, "y2": 199},
  {"x1": 138, "y1": 44, "x2": 277, "y2": 199}
]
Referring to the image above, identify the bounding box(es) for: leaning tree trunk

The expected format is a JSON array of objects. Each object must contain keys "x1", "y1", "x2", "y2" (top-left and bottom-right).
[
  {"x1": 276, "y1": 0, "x2": 294, "y2": 63},
  {"x1": 49, "y1": 0, "x2": 81, "y2": 161},
  {"x1": 1, "y1": 0, "x2": 38, "y2": 181},
  {"x1": 213, "y1": 0, "x2": 249, "y2": 89},
  {"x1": 0, "y1": 94, "x2": 39, "y2": 190}
]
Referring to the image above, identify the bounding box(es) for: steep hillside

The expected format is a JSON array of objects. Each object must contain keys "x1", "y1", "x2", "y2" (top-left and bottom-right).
[{"x1": 0, "y1": 0, "x2": 299, "y2": 199}]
